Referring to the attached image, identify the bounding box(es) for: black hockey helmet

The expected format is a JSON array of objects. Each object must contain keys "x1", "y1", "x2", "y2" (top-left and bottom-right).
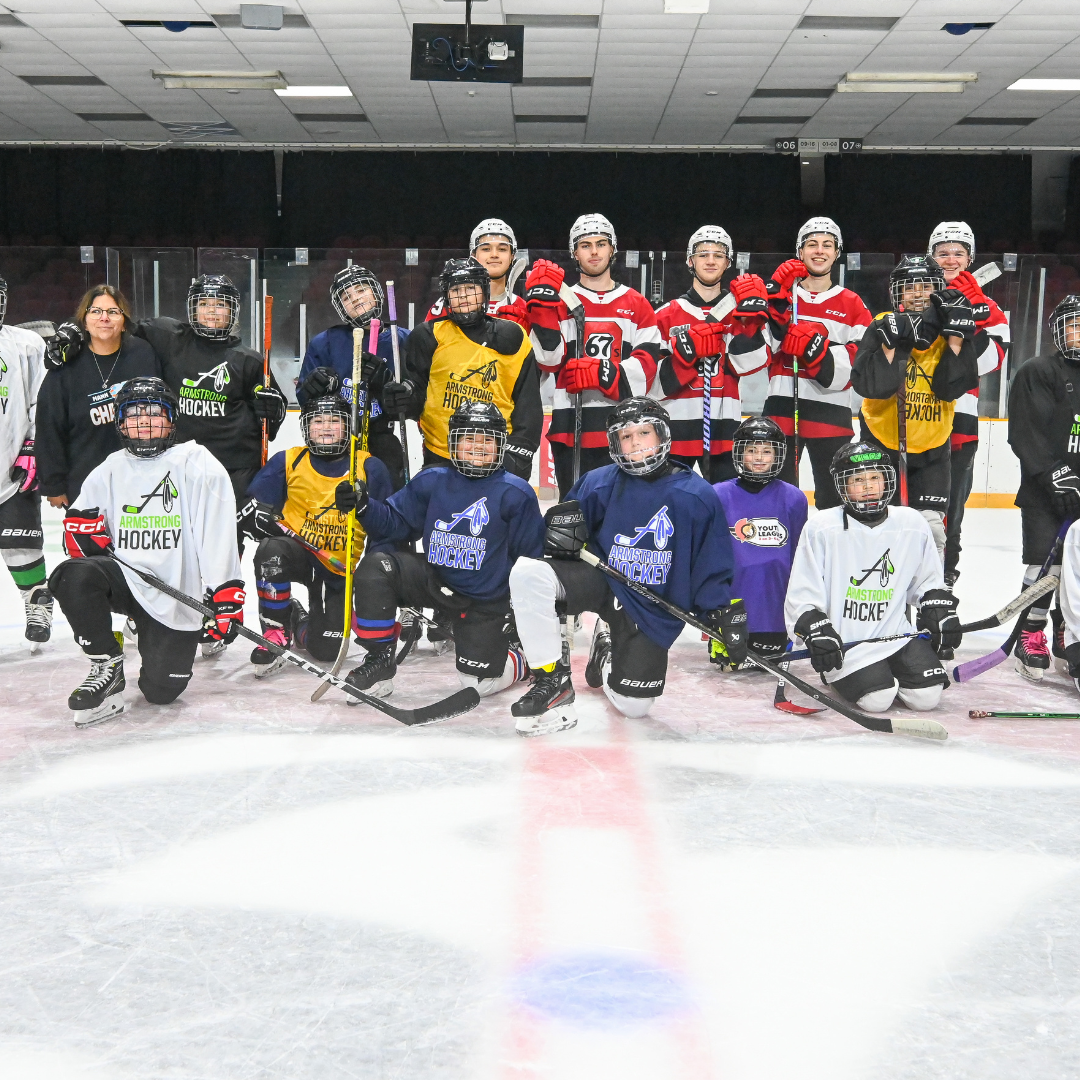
[
  {"x1": 732, "y1": 415, "x2": 787, "y2": 482},
  {"x1": 1051, "y1": 294, "x2": 1080, "y2": 362},
  {"x1": 330, "y1": 264, "x2": 384, "y2": 328},
  {"x1": 830, "y1": 441, "x2": 896, "y2": 519},
  {"x1": 187, "y1": 274, "x2": 240, "y2": 340},
  {"x1": 0, "y1": 273, "x2": 7, "y2": 328},
  {"x1": 114, "y1": 376, "x2": 179, "y2": 459},
  {"x1": 607, "y1": 396, "x2": 672, "y2": 477},
  {"x1": 440, "y1": 257, "x2": 490, "y2": 329},
  {"x1": 447, "y1": 399, "x2": 507, "y2": 477},
  {"x1": 301, "y1": 394, "x2": 351, "y2": 457},
  {"x1": 889, "y1": 255, "x2": 945, "y2": 313}
]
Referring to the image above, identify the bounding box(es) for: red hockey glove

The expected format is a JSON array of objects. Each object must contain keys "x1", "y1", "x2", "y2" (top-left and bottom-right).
[
  {"x1": 729, "y1": 273, "x2": 769, "y2": 316},
  {"x1": 564, "y1": 356, "x2": 621, "y2": 399},
  {"x1": 63, "y1": 507, "x2": 113, "y2": 558},
  {"x1": 202, "y1": 579, "x2": 246, "y2": 643},
  {"x1": 524, "y1": 259, "x2": 566, "y2": 308},
  {"x1": 10, "y1": 438, "x2": 36, "y2": 493},
  {"x1": 948, "y1": 270, "x2": 991, "y2": 324},
  {"x1": 780, "y1": 320, "x2": 830, "y2": 376},
  {"x1": 670, "y1": 322, "x2": 724, "y2": 382},
  {"x1": 767, "y1": 258, "x2": 806, "y2": 298}
]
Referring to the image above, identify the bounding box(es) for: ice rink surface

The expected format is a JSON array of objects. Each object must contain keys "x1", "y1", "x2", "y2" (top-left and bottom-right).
[{"x1": 2, "y1": 507, "x2": 1080, "y2": 1079}]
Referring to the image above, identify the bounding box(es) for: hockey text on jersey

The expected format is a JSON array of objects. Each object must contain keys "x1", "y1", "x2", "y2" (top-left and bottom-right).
[{"x1": 429, "y1": 496, "x2": 490, "y2": 570}]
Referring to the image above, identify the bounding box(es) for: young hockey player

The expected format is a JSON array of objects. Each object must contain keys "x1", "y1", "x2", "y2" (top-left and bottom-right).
[
  {"x1": 1007, "y1": 294, "x2": 1080, "y2": 680},
  {"x1": 296, "y1": 265, "x2": 410, "y2": 489},
  {"x1": 0, "y1": 273, "x2": 50, "y2": 649},
  {"x1": 785, "y1": 442, "x2": 960, "y2": 712},
  {"x1": 926, "y1": 222, "x2": 1010, "y2": 586},
  {"x1": 762, "y1": 217, "x2": 872, "y2": 507},
  {"x1": 508, "y1": 397, "x2": 743, "y2": 736},
  {"x1": 1055, "y1": 518, "x2": 1080, "y2": 690},
  {"x1": 332, "y1": 400, "x2": 543, "y2": 700},
  {"x1": 238, "y1": 394, "x2": 394, "y2": 674},
  {"x1": 542, "y1": 214, "x2": 664, "y2": 497},
  {"x1": 652, "y1": 226, "x2": 770, "y2": 482},
  {"x1": 710, "y1": 416, "x2": 807, "y2": 664},
  {"x1": 382, "y1": 258, "x2": 542, "y2": 482},
  {"x1": 48, "y1": 377, "x2": 244, "y2": 725},
  {"x1": 852, "y1": 255, "x2": 979, "y2": 568}
]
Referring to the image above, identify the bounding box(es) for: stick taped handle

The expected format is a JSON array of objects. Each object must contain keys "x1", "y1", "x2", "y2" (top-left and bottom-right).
[{"x1": 386, "y1": 280, "x2": 398, "y2": 323}]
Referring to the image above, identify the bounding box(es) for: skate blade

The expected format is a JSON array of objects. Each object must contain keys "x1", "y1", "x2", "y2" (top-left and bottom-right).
[
  {"x1": 72, "y1": 697, "x2": 126, "y2": 728},
  {"x1": 252, "y1": 656, "x2": 289, "y2": 679},
  {"x1": 516, "y1": 705, "x2": 578, "y2": 738},
  {"x1": 201, "y1": 640, "x2": 227, "y2": 659},
  {"x1": 1014, "y1": 657, "x2": 1046, "y2": 682},
  {"x1": 345, "y1": 679, "x2": 394, "y2": 704},
  {"x1": 28, "y1": 639, "x2": 42, "y2": 655},
  {"x1": 431, "y1": 640, "x2": 452, "y2": 656}
]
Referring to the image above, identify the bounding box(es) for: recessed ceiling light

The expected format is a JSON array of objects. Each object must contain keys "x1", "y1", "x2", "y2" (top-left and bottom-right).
[
  {"x1": 274, "y1": 85, "x2": 352, "y2": 97},
  {"x1": 837, "y1": 71, "x2": 977, "y2": 93},
  {"x1": 705, "y1": 91, "x2": 718, "y2": 96},
  {"x1": 153, "y1": 69, "x2": 286, "y2": 89},
  {"x1": 1009, "y1": 78, "x2": 1080, "y2": 91}
]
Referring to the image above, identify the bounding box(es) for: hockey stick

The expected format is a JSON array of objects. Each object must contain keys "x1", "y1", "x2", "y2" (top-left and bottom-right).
[
  {"x1": 773, "y1": 662, "x2": 823, "y2": 715},
  {"x1": 559, "y1": 282, "x2": 587, "y2": 485},
  {"x1": 973, "y1": 262, "x2": 1002, "y2": 288},
  {"x1": 507, "y1": 254, "x2": 528, "y2": 297},
  {"x1": 109, "y1": 555, "x2": 480, "y2": 725},
  {"x1": 698, "y1": 293, "x2": 737, "y2": 484},
  {"x1": 385, "y1": 281, "x2": 411, "y2": 486},
  {"x1": 896, "y1": 355, "x2": 909, "y2": 506},
  {"x1": 578, "y1": 549, "x2": 948, "y2": 740},
  {"x1": 969, "y1": 710, "x2": 1080, "y2": 720},
  {"x1": 791, "y1": 283, "x2": 801, "y2": 485},
  {"x1": 261, "y1": 294, "x2": 274, "y2": 466}
]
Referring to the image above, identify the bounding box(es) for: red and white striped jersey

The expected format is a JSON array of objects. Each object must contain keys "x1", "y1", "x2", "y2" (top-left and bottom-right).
[
  {"x1": 952, "y1": 297, "x2": 1009, "y2": 449},
  {"x1": 651, "y1": 290, "x2": 769, "y2": 456},
  {"x1": 426, "y1": 291, "x2": 528, "y2": 329},
  {"x1": 546, "y1": 283, "x2": 663, "y2": 451},
  {"x1": 762, "y1": 284, "x2": 871, "y2": 438}
]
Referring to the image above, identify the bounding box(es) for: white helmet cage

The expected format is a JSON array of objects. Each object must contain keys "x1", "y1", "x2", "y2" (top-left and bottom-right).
[
  {"x1": 569, "y1": 213, "x2": 618, "y2": 256},
  {"x1": 1051, "y1": 295, "x2": 1080, "y2": 362},
  {"x1": 187, "y1": 276, "x2": 240, "y2": 341},
  {"x1": 470, "y1": 218, "x2": 517, "y2": 256},
  {"x1": 686, "y1": 226, "x2": 733, "y2": 268},
  {"x1": 796, "y1": 216, "x2": 843, "y2": 255},
  {"x1": 928, "y1": 220, "x2": 975, "y2": 260},
  {"x1": 732, "y1": 423, "x2": 787, "y2": 482}
]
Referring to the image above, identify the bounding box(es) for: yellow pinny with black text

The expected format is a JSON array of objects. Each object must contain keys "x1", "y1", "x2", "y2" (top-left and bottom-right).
[
  {"x1": 420, "y1": 318, "x2": 531, "y2": 458},
  {"x1": 861, "y1": 328, "x2": 954, "y2": 454},
  {"x1": 280, "y1": 447, "x2": 371, "y2": 575}
]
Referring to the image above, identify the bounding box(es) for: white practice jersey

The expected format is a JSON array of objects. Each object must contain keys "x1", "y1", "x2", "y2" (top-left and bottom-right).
[
  {"x1": 785, "y1": 505, "x2": 944, "y2": 682},
  {"x1": 79, "y1": 441, "x2": 241, "y2": 631},
  {"x1": 0, "y1": 324, "x2": 46, "y2": 503},
  {"x1": 1058, "y1": 519, "x2": 1080, "y2": 649}
]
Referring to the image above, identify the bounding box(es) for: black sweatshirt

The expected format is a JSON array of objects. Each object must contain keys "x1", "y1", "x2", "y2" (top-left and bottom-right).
[
  {"x1": 132, "y1": 318, "x2": 285, "y2": 472},
  {"x1": 35, "y1": 333, "x2": 161, "y2": 502}
]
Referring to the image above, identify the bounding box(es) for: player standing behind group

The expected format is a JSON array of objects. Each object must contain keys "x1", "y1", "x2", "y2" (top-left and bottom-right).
[
  {"x1": 652, "y1": 226, "x2": 770, "y2": 481},
  {"x1": 926, "y1": 222, "x2": 1010, "y2": 586},
  {"x1": 333, "y1": 400, "x2": 543, "y2": 701},
  {"x1": 541, "y1": 215, "x2": 663, "y2": 497},
  {"x1": 49, "y1": 378, "x2": 244, "y2": 726},
  {"x1": 762, "y1": 217, "x2": 871, "y2": 507},
  {"x1": 0, "y1": 274, "x2": 49, "y2": 649},
  {"x1": 785, "y1": 442, "x2": 960, "y2": 713},
  {"x1": 710, "y1": 417, "x2": 807, "y2": 665},
  {"x1": 508, "y1": 398, "x2": 742, "y2": 736},
  {"x1": 237, "y1": 394, "x2": 394, "y2": 675},
  {"x1": 295, "y1": 266, "x2": 409, "y2": 489}
]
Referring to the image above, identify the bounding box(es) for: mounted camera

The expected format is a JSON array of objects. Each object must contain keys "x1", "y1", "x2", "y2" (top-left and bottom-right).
[{"x1": 411, "y1": 0, "x2": 524, "y2": 84}]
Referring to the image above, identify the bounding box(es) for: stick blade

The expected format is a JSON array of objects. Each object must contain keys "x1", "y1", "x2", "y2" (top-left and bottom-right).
[
  {"x1": 890, "y1": 717, "x2": 949, "y2": 741},
  {"x1": 952, "y1": 647, "x2": 1008, "y2": 683},
  {"x1": 393, "y1": 686, "x2": 481, "y2": 726}
]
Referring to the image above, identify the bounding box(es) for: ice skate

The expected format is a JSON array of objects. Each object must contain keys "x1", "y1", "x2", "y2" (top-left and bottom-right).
[
  {"x1": 584, "y1": 619, "x2": 611, "y2": 688},
  {"x1": 200, "y1": 632, "x2": 228, "y2": 659},
  {"x1": 427, "y1": 613, "x2": 455, "y2": 656},
  {"x1": 69, "y1": 654, "x2": 126, "y2": 727},
  {"x1": 1014, "y1": 621, "x2": 1051, "y2": 682},
  {"x1": 1051, "y1": 610, "x2": 1069, "y2": 675},
  {"x1": 23, "y1": 586, "x2": 52, "y2": 654},
  {"x1": 512, "y1": 662, "x2": 577, "y2": 737},
  {"x1": 251, "y1": 599, "x2": 306, "y2": 678},
  {"x1": 344, "y1": 642, "x2": 396, "y2": 702}
]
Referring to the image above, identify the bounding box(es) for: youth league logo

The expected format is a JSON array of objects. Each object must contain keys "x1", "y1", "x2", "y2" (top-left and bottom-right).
[
  {"x1": 613, "y1": 506, "x2": 674, "y2": 550},
  {"x1": 730, "y1": 516, "x2": 788, "y2": 548},
  {"x1": 434, "y1": 497, "x2": 489, "y2": 536}
]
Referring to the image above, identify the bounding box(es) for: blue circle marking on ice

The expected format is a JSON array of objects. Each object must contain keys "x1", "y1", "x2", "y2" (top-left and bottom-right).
[{"x1": 510, "y1": 952, "x2": 690, "y2": 1028}]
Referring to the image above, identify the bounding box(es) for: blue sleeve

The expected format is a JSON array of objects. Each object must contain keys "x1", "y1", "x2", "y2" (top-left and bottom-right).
[
  {"x1": 296, "y1": 334, "x2": 332, "y2": 405},
  {"x1": 507, "y1": 485, "x2": 545, "y2": 560},
  {"x1": 246, "y1": 451, "x2": 288, "y2": 509},
  {"x1": 361, "y1": 470, "x2": 431, "y2": 544},
  {"x1": 690, "y1": 492, "x2": 735, "y2": 614},
  {"x1": 566, "y1": 471, "x2": 611, "y2": 551},
  {"x1": 360, "y1": 456, "x2": 397, "y2": 552}
]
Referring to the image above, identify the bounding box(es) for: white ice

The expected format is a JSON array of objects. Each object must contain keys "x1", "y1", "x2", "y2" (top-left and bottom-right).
[{"x1": 2, "y1": 506, "x2": 1080, "y2": 1080}]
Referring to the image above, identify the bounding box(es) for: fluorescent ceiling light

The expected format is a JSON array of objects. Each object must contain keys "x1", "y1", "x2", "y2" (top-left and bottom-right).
[
  {"x1": 275, "y1": 85, "x2": 353, "y2": 97},
  {"x1": 1009, "y1": 78, "x2": 1080, "y2": 91},
  {"x1": 153, "y1": 69, "x2": 286, "y2": 89},
  {"x1": 838, "y1": 71, "x2": 978, "y2": 93}
]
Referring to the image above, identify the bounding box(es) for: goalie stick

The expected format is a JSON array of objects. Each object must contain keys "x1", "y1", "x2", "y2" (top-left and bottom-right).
[
  {"x1": 110, "y1": 555, "x2": 480, "y2": 726},
  {"x1": 577, "y1": 549, "x2": 948, "y2": 740}
]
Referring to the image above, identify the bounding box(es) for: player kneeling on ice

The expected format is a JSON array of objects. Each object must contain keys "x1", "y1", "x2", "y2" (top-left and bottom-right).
[
  {"x1": 709, "y1": 416, "x2": 807, "y2": 667},
  {"x1": 508, "y1": 398, "x2": 742, "y2": 736},
  {"x1": 785, "y1": 443, "x2": 961, "y2": 713},
  {"x1": 237, "y1": 394, "x2": 394, "y2": 677},
  {"x1": 49, "y1": 378, "x2": 244, "y2": 726},
  {"x1": 333, "y1": 400, "x2": 543, "y2": 700}
]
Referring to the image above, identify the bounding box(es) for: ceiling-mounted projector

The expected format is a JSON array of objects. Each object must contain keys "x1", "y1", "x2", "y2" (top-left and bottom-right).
[{"x1": 411, "y1": 0, "x2": 523, "y2": 83}]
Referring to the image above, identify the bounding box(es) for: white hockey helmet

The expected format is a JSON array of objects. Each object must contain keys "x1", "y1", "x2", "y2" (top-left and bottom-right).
[
  {"x1": 928, "y1": 220, "x2": 975, "y2": 259},
  {"x1": 796, "y1": 216, "x2": 843, "y2": 254},
  {"x1": 470, "y1": 217, "x2": 517, "y2": 256},
  {"x1": 686, "y1": 225, "x2": 733, "y2": 267},
  {"x1": 569, "y1": 213, "x2": 617, "y2": 255}
]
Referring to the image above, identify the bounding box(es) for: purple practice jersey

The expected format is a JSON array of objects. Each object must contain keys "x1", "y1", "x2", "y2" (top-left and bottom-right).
[{"x1": 713, "y1": 478, "x2": 808, "y2": 634}]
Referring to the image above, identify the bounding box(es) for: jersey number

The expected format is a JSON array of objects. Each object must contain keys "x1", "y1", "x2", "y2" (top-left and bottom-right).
[{"x1": 585, "y1": 333, "x2": 616, "y2": 361}]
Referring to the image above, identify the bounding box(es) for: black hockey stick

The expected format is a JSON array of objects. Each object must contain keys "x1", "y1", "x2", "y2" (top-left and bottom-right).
[
  {"x1": 110, "y1": 555, "x2": 480, "y2": 726},
  {"x1": 560, "y1": 282, "x2": 587, "y2": 485},
  {"x1": 577, "y1": 549, "x2": 948, "y2": 740}
]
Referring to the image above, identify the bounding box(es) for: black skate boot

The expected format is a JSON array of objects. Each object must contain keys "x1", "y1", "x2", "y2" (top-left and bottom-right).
[
  {"x1": 1051, "y1": 608, "x2": 1068, "y2": 675},
  {"x1": 512, "y1": 661, "x2": 577, "y2": 737},
  {"x1": 70, "y1": 653, "x2": 126, "y2": 727},
  {"x1": 23, "y1": 586, "x2": 53, "y2": 653},
  {"x1": 427, "y1": 612, "x2": 455, "y2": 656},
  {"x1": 396, "y1": 607, "x2": 424, "y2": 663},
  {"x1": 1014, "y1": 618, "x2": 1051, "y2": 682},
  {"x1": 250, "y1": 599, "x2": 306, "y2": 678},
  {"x1": 344, "y1": 642, "x2": 397, "y2": 702},
  {"x1": 585, "y1": 619, "x2": 611, "y2": 688}
]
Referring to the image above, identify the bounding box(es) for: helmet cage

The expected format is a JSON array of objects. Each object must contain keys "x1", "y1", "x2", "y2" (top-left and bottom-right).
[
  {"x1": 1052, "y1": 295, "x2": 1080, "y2": 362},
  {"x1": 607, "y1": 415, "x2": 672, "y2": 477},
  {"x1": 732, "y1": 433, "x2": 787, "y2": 482},
  {"x1": 301, "y1": 397, "x2": 352, "y2": 457},
  {"x1": 834, "y1": 456, "x2": 897, "y2": 517},
  {"x1": 448, "y1": 425, "x2": 507, "y2": 478},
  {"x1": 188, "y1": 278, "x2": 239, "y2": 340},
  {"x1": 115, "y1": 380, "x2": 178, "y2": 459},
  {"x1": 331, "y1": 266, "x2": 384, "y2": 328},
  {"x1": 889, "y1": 259, "x2": 946, "y2": 311}
]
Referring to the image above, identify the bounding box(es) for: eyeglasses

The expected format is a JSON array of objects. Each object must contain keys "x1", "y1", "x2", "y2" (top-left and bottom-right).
[{"x1": 86, "y1": 307, "x2": 123, "y2": 319}]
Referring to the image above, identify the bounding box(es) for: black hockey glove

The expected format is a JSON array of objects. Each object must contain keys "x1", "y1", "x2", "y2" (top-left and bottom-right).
[
  {"x1": 253, "y1": 384, "x2": 287, "y2": 424},
  {"x1": 382, "y1": 380, "x2": 415, "y2": 415},
  {"x1": 44, "y1": 321, "x2": 84, "y2": 370},
  {"x1": 874, "y1": 311, "x2": 920, "y2": 351},
  {"x1": 704, "y1": 600, "x2": 748, "y2": 671},
  {"x1": 334, "y1": 477, "x2": 368, "y2": 516},
  {"x1": 794, "y1": 608, "x2": 844, "y2": 674},
  {"x1": 236, "y1": 498, "x2": 284, "y2": 541},
  {"x1": 543, "y1": 500, "x2": 588, "y2": 559},
  {"x1": 1048, "y1": 464, "x2": 1080, "y2": 519},
  {"x1": 297, "y1": 366, "x2": 341, "y2": 401},
  {"x1": 917, "y1": 588, "x2": 962, "y2": 652},
  {"x1": 926, "y1": 289, "x2": 975, "y2": 340}
]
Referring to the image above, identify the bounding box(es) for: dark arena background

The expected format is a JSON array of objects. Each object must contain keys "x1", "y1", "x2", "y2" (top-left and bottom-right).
[{"x1": 2, "y1": 6, "x2": 1080, "y2": 1080}]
